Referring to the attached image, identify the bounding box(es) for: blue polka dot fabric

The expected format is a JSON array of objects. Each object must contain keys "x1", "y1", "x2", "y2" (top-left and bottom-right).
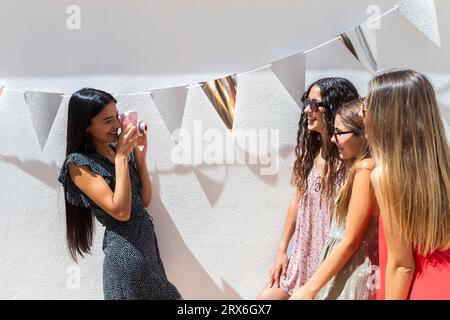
[{"x1": 58, "y1": 148, "x2": 181, "y2": 300}]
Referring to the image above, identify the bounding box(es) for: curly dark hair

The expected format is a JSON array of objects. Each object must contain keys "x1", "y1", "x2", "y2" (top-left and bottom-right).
[{"x1": 292, "y1": 77, "x2": 359, "y2": 203}]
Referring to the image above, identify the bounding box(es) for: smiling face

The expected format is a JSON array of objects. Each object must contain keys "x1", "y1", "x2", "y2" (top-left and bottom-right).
[
  {"x1": 304, "y1": 85, "x2": 326, "y2": 134},
  {"x1": 331, "y1": 114, "x2": 363, "y2": 160},
  {"x1": 85, "y1": 102, "x2": 120, "y2": 144}
]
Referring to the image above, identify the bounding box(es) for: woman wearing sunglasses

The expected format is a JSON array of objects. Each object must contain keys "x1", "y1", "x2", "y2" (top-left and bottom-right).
[
  {"x1": 365, "y1": 70, "x2": 450, "y2": 300},
  {"x1": 257, "y1": 78, "x2": 359, "y2": 299},
  {"x1": 290, "y1": 98, "x2": 379, "y2": 300}
]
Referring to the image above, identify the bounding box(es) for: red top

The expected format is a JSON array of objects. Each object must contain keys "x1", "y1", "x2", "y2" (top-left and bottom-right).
[{"x1": 377, "y1": 217, "x2": 450, "y2": 300}]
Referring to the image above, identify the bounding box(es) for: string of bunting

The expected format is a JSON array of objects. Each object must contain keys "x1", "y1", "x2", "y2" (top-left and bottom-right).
[{"x1": 0, "y1": 0, "x2": 442, "y2": 151}]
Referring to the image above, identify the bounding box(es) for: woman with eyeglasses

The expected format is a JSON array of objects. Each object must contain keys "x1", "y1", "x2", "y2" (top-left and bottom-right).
[
  {"x1": 365, "y1": 70, "x2": 450, "y2": 300},
  {"x1": 257, "y1": 78, "x2": 359, "y2": 300},
  {"x1": 290, "y1": 98, "x2": 379, "y2": 300}
]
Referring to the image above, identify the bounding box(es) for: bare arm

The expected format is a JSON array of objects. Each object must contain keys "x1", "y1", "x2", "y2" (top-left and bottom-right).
[
  {"x1": 291, "y1": 159, "x2": 375, "y2": 299},
  {"x1": 136, "y1": 161, "x2": 152, "y2": 207},
  {"x1": 133, "y1": 130, "x2": 151, "y2": 207},
  {"x1": 371, "y1": 168, "x2": 415, "y2": 300},
  {"x1": 69, "y1": 155, "x2": 131, "y2": 221},
  {"x1": 68, "y1": 125, "x2": 139, "y2": 222}
]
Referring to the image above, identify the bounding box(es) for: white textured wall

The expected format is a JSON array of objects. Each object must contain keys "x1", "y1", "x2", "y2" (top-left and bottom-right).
[{"x1": 0, "y1": 0, "x2": 449, "y2": 299}]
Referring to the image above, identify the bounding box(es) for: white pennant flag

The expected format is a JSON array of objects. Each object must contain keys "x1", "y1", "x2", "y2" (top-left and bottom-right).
[
  {"x1": 340, "y1": 22, "x2": 378, "y2": 75},
  {"x1": 399, "y1": 0, "x2": 441, "y2": 47},
  {"x1": 271, "y1": 52, "x2": 306, "y2": 108},
  {"x1": 24, "y1": 91, "x2": 63, "y2": 150},
  {"x1": 150, "y1": 86, "x2": 188, "y2": 143}
]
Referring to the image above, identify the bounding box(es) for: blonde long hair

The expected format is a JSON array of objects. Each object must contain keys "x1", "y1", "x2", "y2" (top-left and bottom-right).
[
  {"x1": 334, "y1": 98, "x2": 370, "y2": 223},
  {"x1": 365, "y1": 69, "x2": 450, "y2": 255}
]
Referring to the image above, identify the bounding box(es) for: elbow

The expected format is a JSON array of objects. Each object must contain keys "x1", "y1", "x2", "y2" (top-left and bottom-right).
[
  {"x1": 390, "y1": 260, "x2": 415, "y2": 277},
  {"x1": 142, "y1": 192, "x2": 152, "y2": 208},
  {"x1": 340, "y1": 238, "x2": 360, "y2": 257},
  {"x1": 396, "y1": 266, "x2": 415, "y2": 278},
  {"x1": 116, "y1": 211, "x2": 131, "y2": 222},
  {"x1": 387, "y1": 256, "x2": 416, "y2": 282},
  {"x1": 143, "y1": 199, "x2": 151, "y2": 208},
  {"x1": 112, "y1": 207, "x2": 131, "y2": 222}
]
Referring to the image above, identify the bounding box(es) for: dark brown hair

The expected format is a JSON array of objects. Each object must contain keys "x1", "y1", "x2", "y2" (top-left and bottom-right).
[
  {"x1": 292, "y1": 77, "x2": 359, "y2": 204},
  {"x1": 64, "y1": 88, "x2": 116, "y2": 261}
]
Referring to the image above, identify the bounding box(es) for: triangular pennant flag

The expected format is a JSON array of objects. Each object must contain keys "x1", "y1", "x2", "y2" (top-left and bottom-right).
[
  {"x1": 271, "y1": 53, "x2": 306, "y2": 108},
  {"x1": 201, "y1": 75, "x2": 237, "y2": 130},
  {"x1": 24, "y1": 91, "x2": 63, "y2": 150},
  {"x1": 340, "y1": 22, "x2": 378, "y2": 75},
  {"x1": 150, "y1": 86, "x2": 188, "y2": 143},
  {"x1": 399, "y1": 0, "x2": 441, "y2": 47}
]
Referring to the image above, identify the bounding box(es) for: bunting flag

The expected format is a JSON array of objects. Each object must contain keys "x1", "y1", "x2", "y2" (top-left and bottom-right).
[
  {"x1": 24, "y1": 91, "x2": 63, "y2": 150},
  {"x1": 399, "y1": 0, "x2": 441, "y2": 47},
  {"x1": 305, "y1": 37, "x2": 373, "y2": 96},
  {"x1": 201, "y1": 75, "x2": 237, "y2": 130},
  {"x1": 150, "y1": 86, "x2": 188, "y2": 143},
  {"x1": 233, "y1": 66, "x2": 298, "y2": 162},
  {"x1": 340, "y1": 22, "x2": 378, "y2": 75},
  {"x1": 0, "y1": 1, "x2": 443, "y2": 153},
  {"x1": 270, "y1": 52, "x2": 306, "y2": 107}
]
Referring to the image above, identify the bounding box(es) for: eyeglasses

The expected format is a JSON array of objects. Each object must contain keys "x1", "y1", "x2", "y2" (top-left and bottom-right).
[
  {"x1": 333, "y1": 130, "x2": 354, "y2": 141},
  {"x1": 303, "y1": 97, "x2": 325, "y2": 113}
]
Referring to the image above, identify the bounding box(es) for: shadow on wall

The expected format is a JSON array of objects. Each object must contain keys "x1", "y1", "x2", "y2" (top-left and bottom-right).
[
  {"x1": 149, "y1": 168, "x2": 242, "y2": 299},
  {"x1": 0, "y1": 153, "x2": 242, "y2": 298},
  {"x1": 0, "y1": 154, "x2": 60, "y2": 189},
  {"x1": 154, "y1": 143, "x2": 295, "y2": 207}
]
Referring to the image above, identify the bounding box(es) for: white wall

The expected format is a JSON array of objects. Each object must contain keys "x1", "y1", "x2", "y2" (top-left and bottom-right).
[{"x1": 0, "y1": 0, "x2": 449, "y2": 299}]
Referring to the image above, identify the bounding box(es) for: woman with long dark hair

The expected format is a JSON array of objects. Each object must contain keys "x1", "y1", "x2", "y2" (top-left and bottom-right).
[
  {"x1": 257, "y1": 78, "x2": 359, "y2": 299},
  {"x1": 58, "y1": 88, "x2": 181, "y2": 300}
]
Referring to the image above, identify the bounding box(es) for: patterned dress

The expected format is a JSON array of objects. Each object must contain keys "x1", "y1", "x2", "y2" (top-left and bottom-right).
[
  {"x1": 315, "y1": 209, "x2": 379, "y2": 300},
  {"x1": 58, "y1": 150, "x2": 181, "y2": 300},
  {"x1": 280, "y1": 165, "x2": 337, "y2": 295}
]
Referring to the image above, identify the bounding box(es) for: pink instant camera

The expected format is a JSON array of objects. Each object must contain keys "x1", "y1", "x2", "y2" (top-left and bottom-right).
[{"x1": 118, "y1": 111, "x2": 147, "y2": 134}]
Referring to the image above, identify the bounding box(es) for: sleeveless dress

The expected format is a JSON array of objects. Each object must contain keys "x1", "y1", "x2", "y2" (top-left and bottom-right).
[
  {"x1": 315, "y1": 210, "x2": 379, "y2": 300},
  {"x1": 377, "y1": 217, "x2": 450, "y2": 300},
  {"x1": 280, "y1": 165, "x2": 338, "y2": 295},
  {"x1": 58, "y1": 150, "x2": 181, "y2": 300}
]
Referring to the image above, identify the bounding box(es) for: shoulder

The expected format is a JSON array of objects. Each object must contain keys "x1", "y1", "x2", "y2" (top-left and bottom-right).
[
  {"x1": 64, "y1": 153, "x2": 96, "y2": 177},
  {"x1": 355, "y1": 158, "x2": 375, "y2": 171},
  {"x1": 61, "y1": 152, "x2": 112, "y2": 180},
  {"x1": 65, "y1": 152, "x2": 94, "y2": 165}
]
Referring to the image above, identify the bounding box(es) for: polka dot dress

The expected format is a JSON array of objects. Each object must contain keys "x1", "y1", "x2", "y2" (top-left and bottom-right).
[{"x1": 58, "y1": 149, "x2": 181, "y2": 300}]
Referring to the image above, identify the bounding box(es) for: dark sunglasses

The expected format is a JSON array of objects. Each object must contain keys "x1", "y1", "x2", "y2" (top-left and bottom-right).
[{"x1": 302, "y1": 97, "x2": 325, "y2": 113}]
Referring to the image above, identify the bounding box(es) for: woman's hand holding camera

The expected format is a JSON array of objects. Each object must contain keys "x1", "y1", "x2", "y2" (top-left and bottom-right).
[
  {"x1": 133, "y1": 127, "x2": 148, "y2": 169},
  {"x1": 116, "y1": 124, "x2": 139, "y2": 160}
]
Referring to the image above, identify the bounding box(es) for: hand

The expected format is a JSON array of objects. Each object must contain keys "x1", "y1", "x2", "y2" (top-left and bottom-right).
[
  {"x1": 289, "y1": 285, "x2": 316, "y2": 300},
  {"x1": 133, "y1": 127, "x2": 148, "y2": 169},
  {"x1": 116, "y1": 124, "x2": 139, "y2": 159},
  {"x1": 268, "y1": 252, "x2": 289, "y2": 288}
]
